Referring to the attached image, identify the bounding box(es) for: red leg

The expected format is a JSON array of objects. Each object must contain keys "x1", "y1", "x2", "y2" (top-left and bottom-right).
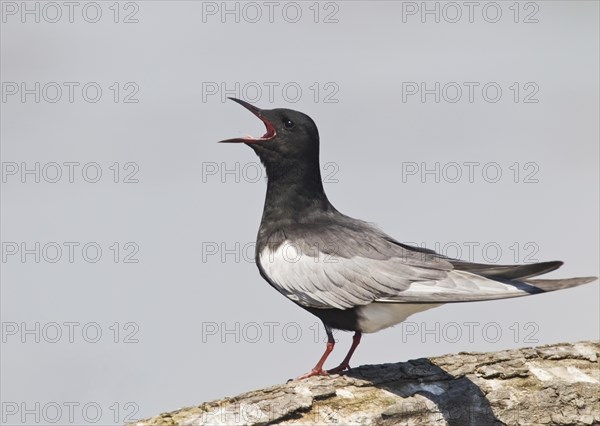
[
  {"x1": 327, "y1": 331, "x2": 362, "y2": 374},
  {"x1": 296, "y1": 327, "x2": 335, "y2": 380}
]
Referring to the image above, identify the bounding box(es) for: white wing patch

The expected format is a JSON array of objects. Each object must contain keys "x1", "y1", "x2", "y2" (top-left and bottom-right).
[{"x1": 259, "y1": 243, "x2": 372, "y2": 309}]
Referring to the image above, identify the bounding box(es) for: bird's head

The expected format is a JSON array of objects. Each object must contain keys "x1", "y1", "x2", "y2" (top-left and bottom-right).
[{"x1": 219, "y1": 98, "x2": 320, "y2": 171}]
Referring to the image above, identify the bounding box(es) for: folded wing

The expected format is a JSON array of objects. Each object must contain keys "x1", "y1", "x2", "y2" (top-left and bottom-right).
[{"x1": 257, "y1": 217, "x2": 596, "y2": 309}]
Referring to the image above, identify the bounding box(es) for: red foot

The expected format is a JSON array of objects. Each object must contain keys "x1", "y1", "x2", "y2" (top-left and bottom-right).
[
  {"x1": 296, "y1": 368, "x2": 329, "y2": 380},
  {"x1": 293, "y1": 331, "x2": 361, "y2": 380}
]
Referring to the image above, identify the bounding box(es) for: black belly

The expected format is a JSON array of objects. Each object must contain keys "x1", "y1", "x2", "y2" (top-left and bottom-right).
[{"x1": 303, "y1": 306, "x2": 359, "y2": 332}]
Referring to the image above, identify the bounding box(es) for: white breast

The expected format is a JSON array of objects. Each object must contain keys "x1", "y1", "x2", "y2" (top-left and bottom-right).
[{"x1": 356, "y1": 302, "x2": 442, "y2": 333}]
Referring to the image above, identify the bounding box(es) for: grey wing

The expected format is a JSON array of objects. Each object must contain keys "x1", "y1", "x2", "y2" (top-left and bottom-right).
[
  {"x1": 375, "y1": 243, "x2": 595, "y2": 303},
  {"x1": 257, "y1": 220, "x2": 453, "y2": 309},
  {"x1": 257, "y1": 217, "x2": 597, "y2": 309}
]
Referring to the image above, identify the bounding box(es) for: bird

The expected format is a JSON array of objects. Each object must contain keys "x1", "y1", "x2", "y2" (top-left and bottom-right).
[{"x1": 218, "y1": 97, "x2": 597, "y2": 379}]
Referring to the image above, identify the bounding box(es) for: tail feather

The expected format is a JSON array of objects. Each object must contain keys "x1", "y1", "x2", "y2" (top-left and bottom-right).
[
  {"x1": 379, "y1": 270, "x2": 597, "y2": 304},
  {"x1": 524, "y1": 276, "x2": 598, "y2": 291},
  {"x1": 451, "y1": 260, "x2": 563, "y2": 280}
]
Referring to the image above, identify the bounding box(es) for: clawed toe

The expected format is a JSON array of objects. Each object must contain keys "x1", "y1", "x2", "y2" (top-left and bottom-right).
[
  {"x1": 327, "y1": 363, "x2": 350, "y2": 375},
  {"x1": 296, "y1": 368, "x2": 329, "y2": 380}
]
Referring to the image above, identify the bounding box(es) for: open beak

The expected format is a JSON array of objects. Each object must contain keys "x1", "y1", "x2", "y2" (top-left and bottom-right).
[{"x1": 218, "y1": 98, "x2": 277, "y2": 143}]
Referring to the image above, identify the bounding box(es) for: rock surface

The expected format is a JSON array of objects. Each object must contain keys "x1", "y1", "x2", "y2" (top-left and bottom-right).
[{"x1": 130, "y1": 341, "x2": 600, "y2": 425}]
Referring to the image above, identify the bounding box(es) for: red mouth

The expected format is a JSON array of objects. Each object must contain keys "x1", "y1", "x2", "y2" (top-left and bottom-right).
[{"x1": 219, "y1": 98, "x2": 277, "y2": 143}]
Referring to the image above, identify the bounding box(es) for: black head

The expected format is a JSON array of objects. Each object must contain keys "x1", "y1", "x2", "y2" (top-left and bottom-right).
[
  {"x1": 219, "y1": 98, "x2": 320, "y2": 174},
  {"x1": 220, "y1": 98, "x2": 335, "y2": 216}
]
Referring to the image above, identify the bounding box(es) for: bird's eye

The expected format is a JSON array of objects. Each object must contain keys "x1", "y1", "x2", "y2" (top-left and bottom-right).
[{"x1": 283, "y1": 119, "x2": 295, "y2": 129}]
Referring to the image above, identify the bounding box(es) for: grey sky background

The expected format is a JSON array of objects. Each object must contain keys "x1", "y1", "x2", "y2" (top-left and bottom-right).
[{"x1": 1, "y1": 1, "x2": 598, "y2": 424}]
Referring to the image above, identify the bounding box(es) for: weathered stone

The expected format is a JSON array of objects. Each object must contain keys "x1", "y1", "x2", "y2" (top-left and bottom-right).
[{"x1": 130, "y1": 341, "x2": 600, "y2": 426}]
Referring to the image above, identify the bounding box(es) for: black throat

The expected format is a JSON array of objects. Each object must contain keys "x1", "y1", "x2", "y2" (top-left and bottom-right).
[{"x1": 251, "y1": 144, "x2": 335, "y2": 227}]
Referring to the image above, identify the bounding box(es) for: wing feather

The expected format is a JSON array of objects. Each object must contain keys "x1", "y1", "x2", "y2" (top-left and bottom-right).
[
  {"x1": 257, "y1": 220, "x2": 453, "y2": 309},
  {"x1": 256, "y1": 215, "x2": 595, "y2": 310}
]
